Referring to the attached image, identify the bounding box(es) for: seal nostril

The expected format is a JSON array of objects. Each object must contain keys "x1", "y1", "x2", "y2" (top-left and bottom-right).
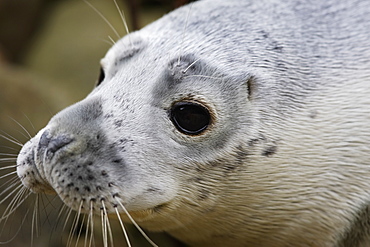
[
  {"x1": 39, "y1": 130, "x2": 74, "y2": 154},
  {"x1": 48, "y1": 136, "x2": 73, "y2": 153}
]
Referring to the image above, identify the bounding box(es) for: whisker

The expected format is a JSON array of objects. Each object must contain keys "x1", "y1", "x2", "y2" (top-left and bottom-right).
[
  {"x1": 0, "y1": 153, "x2": 18, "y2": 157},
  {"x1": 88, "y1": 200, "x2": 95, "y2": 247},
  {"x1": 0, "y1": 187, "x2": 30, "y2": 238},
  {"x1": 100, "y1": 205, "x2": 108, "y2": 247},
  {"x1": 0, "y1": 207, "x2": 29, "y2": 244},
  {"x1": 108, "y1": 36, "x2": 116, "y2": 45},
  {"x1": 0, "y1": 164, "x2": 17, "y2": 171},
  {"x1": 84, "y1": 0, "x2": 121, "y2": 39},
  {"x1": 31, "y1": 195, "x2": 40, "y2": 247},
  {"x1": 74, "y1": 214, "x2": 86, "y2": 247},
  {"x1": 0, "y1": 181, "x2": 24, "y2": 206},
  {"x1": 62, "y1": 206, "x2": 75, "y2": 242},
  {"x1": 0, "y1": 176, "x2": 20, "y2": 194},
  {"x1": 184, "y1": 74, "x2": 224, "y2": 80},
  {"x1": 84, "y1": 204, "x2": 92, "y2": 247},
  {"x1": 8, "y1": 116, "x2": 33, "y2": 140},
  {"x1": 115, "y1": 199, "x2": 158, "y2": 247},
  {"x1": 0, "y1": 133, "x2": 23, "y2": 147},
  {"x1": 53, "y1": 203, "x2": 68, "y2": 234},
  {"x1": 101, "y1": 200, "x2": 114, "y2": 247},
  {"x1": 177, "y1": 2, "x2": 194, "y2": 66},
  {"x1": 67, "y1": 201, "x2": 83, "y2": 247},
  {"x1": 0, "y1": 145, "x2": 20, "y2": 152},
  {"x1": 113, "y1": 0, "x2": 131, "y2": 45},
  {"x1": 114, "y1": 207, "x2": 131, "y2": 247},
  {"x1": 22, "y1": 112, "x2": 37, "y2": 135},
  {"x1": 183, "y1": 58, "x2": 201, "y2": 73},
  {"x1": 0, "y1": 158, "x2": 17, "y2": 164},
  {"x1": 0, "y1": 170, "x2": 18, "y2": 182}
]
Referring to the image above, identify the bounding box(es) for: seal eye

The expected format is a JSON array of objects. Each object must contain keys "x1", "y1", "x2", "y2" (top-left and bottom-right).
[
  {"x1": 170, "y1": 102, "x2": 210, "y2": 135},
  {"x1": 96, "y1": 67, "x2": 105, "y2": 87}
]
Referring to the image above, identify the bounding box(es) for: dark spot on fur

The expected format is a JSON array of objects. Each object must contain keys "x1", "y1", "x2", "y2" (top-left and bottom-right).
[
  {"x1": 101, "y1": 170, "x2": 108, "y2": 176},
  {"x1": 198, "y1": 189, "x2": 210, "y2": 200},
  {"x1": 248, "y1": 135, "x2": 266, "y2": 147},
  {"x1": 235, "y1": 145, "x2": 249, "y2": 166},
  {"x1": 87, "y1": 175, "x2": 95, "y2": 181},
  {"x1": 262, "y1": 146, "x2": 277, "y2": 157},
  {"x1": 112, "y1": 159, "x2": 122, "y2": 164},
  {"x1": 309, "y1": 110, "x2": 318, "y2": 119},
  {"x1": 84, "y1": 186, "x2": 91, "y2": 192},
  {"x1": 104, "y1": 113, "x2": 114, "y2": 119},
  {"x1": 114, "y1": 120, "x2": 123, "y2": 127},
  {"x1": 153, "y1": 204, "x2": 166, "y2": 213},
  {"x1": 67, "y1": 183, "x2": 74, "y2": 187},
  {"x1": 146, "y1": 187, "x2": 163, "y2": 194}
]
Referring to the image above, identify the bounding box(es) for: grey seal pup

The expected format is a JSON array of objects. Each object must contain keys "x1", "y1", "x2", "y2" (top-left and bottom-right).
[{"x1": 15, "y1": 0, "x2": 370, "y2": 246}]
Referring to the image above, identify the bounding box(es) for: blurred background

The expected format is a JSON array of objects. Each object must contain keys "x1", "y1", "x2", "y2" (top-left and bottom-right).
[{"x1": 0, "y1": 0, "x2": 191, "y2": 246}]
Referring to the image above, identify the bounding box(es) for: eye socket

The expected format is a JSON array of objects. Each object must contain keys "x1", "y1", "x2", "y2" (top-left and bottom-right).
[
  {"x1": 96, "y1": 67, "x2": 105, "y2": 87},
  {"x1": 170, "y1": 102, "x2": 211, "y2": 135}
]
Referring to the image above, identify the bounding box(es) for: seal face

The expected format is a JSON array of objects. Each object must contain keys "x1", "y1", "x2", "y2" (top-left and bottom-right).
[{"x1": 16, "y1": 0, "x2": 370, "y2": 246}]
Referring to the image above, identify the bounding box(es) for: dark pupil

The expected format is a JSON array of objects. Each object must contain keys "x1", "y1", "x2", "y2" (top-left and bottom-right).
[{"x1": 171, "y1": 102, "x2": 210, "y2": 135}]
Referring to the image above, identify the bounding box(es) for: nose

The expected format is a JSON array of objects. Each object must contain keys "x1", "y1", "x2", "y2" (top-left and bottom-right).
[{"x1": 39, "y1": 130, "x2": 74, "y2": 154}]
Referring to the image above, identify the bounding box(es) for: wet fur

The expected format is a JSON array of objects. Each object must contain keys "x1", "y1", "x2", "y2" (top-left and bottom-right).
[{"x1": 13, "y1": 0, "x2": 370, "y2": 246}]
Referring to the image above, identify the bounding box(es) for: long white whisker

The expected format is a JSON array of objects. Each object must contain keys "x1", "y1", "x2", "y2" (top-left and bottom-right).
[
  {"x1": 0, "y1": 134, "x2": 23, "y2": 147},
  {"x1": 0, "y1": 170, "x2": 17, "y2": 181},
  {"x1": 84, "y1": 204, "x2": 91, "y2": 247},
  {"x1": 0, "y1": 158, "x2": 17, "y2": 164},
  {"x1": 88, "y1": 200, "x2": 95, "y2": 247},
  {"x1": 107, "y1": 36, "x2": 116, "y2": 45},
  {"x1": 84, "y1": 0, "x2": 121, "y2": 39},
  {"x1": 0, "y1": 145, "x2": 20, "y2": 152},
  {"x1": 0, "y1": 176, "x2": 21, "y2": 198},
  {"x1": 0, "y1": 208, "x2": 29, "y2": 244},
  {"x1": 183, "y1": 58, "x2": 201, "y2": 73},
  {"x1": 31, "y1": 195, "x2": 40, "y2": 247},
  {"x1": 115, "y1": 199, "x2": 158, "y2": 247},
  {"x1": 63, "y1": 207, "x2": 75, "y2": 241},
  {"x1": 22, "y1": 112, "x2": 37, "y2": 135},
  {"x1": 113, "y1": 0, "x2": 131, "y2": 45},
  {"x1": 75, "y1": 214, "x2": 86, "y2": 247},
  {"x1": 8, "y1": 116, "x2": 33, "y2": 140},
  {"x1": 0, "y1": 164, "x2": 17, "y2": 171},
  {"x1": 184, "y1": 74, "x2": 224, "y2": 80},
  {"x1": 0, "y1": 183, "x2": 24, "y2": 208},
  {"x1": 100, "y1": 205, "x2": 108, "y2": 247},
  {"x1": 177, "y1": 3, "x2": 194, "y2": 66},
  {"x1": 114, "y1": 207, "x2": 131, "y2": 247},
  {"x1": 68, "y1": 201, "x2": 83, "y2": 247},
  {"x1": 0, "y1": 153, "x2": 18, "y2": 157},
  {"x1": 101, "y1": 200, "x2": 114, "y2": 247}
]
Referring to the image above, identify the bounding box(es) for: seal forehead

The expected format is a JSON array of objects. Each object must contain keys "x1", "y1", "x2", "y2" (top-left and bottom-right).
[{"x1": 101, "y1": 35, "x2": 146, "y2": 70}]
